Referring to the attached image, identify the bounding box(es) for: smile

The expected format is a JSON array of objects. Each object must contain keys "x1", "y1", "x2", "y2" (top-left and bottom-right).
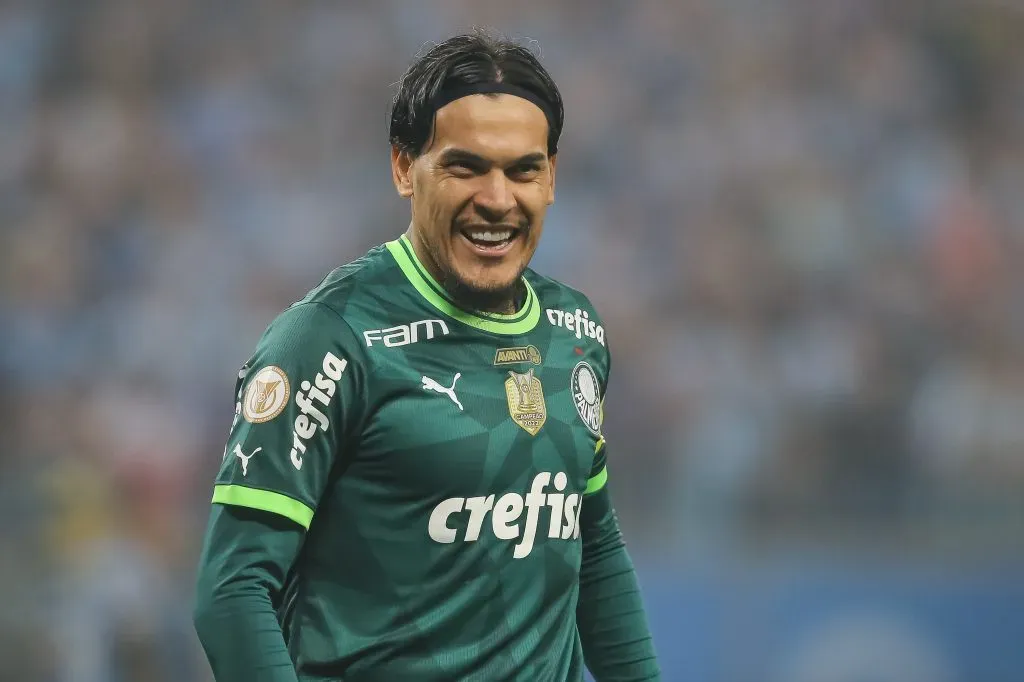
[{"x1": 459, "y1": 226, "x2": 520, "y2": 255}]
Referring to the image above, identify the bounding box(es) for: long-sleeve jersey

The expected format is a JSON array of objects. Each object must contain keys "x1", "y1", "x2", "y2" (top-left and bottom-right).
[{"x1": 193, "y1": 235, "x2": 660, "y2": 681}]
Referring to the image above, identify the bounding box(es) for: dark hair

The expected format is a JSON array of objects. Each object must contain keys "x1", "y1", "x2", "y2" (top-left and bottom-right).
[{"x1": 389, "y1": 31, "x2": 564, "y2": 156}]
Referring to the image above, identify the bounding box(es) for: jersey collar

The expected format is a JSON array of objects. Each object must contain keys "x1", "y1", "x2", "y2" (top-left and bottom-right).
[{"x1": 386, "y1": 235, "x2": 541, "y2": 336}]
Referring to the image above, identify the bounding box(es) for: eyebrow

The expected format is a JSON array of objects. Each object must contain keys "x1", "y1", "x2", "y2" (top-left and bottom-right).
[{"x1": 438, "y1": 149, "x2": 547, "y2": 168}]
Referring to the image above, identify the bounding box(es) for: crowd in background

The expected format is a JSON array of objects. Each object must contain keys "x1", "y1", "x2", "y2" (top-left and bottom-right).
[{"x1": 2, "y1": 1, "x2": 1022, "y2": 680}]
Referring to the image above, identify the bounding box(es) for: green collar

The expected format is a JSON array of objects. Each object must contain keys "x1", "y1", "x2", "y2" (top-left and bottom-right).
[{"x1": 385, "y1": 235, "x2": 541, "y2": 335}]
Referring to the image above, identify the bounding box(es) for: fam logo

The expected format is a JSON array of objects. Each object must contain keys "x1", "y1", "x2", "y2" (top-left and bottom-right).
[
  {"x1": 571, "y1": 361, "x2": 602, "y2": 435},
  {"x1": 545, "y1": 308, "x2": 605, "y2": 347},
  {"x1": 363, "y1": 319, "x2": 449, "y2": 348}
]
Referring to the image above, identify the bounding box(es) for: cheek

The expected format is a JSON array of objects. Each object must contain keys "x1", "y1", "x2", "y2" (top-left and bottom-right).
[
  {"x1": 412, "y1": 184, "x2": 451, "y2": 226},
  {"x1": 427, "y1": 179, "x2": 475, "y2": 223},
  {"x1": 521, "y1": 186, "x2": 552, "y2": 224}
]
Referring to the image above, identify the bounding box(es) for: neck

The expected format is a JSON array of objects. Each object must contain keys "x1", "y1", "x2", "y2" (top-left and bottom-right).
[
  {"x1": 449, "y1": 280, "x2": 522, "y2": 315},
  {"x1": 405, "y1": 226, "x2": 522, "y2": 315}
]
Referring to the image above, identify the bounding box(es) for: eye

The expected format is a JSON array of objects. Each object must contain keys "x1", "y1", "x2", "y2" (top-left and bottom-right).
[
  {"x1": 508, "y1": 163, "x2": 541, "y2": 180},
  {"x1": 447, "y1": 163, "x2": 473, "y2": 176},
  {"x1": 446, "y1": 161, "x2": 483, "y2": 178}
]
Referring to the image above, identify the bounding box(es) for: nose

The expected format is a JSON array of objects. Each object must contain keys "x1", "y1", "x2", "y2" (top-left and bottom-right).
[{"x1": 473, "y1": 169, "x2": 516, "y2": 221}]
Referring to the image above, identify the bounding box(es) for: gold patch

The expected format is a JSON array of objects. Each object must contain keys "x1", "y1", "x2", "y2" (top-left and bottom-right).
[
  {"x1": 505, "y1": 369, "x2": 547, "y2": 435},
  {"x1": 242, "y1": 366, "x2": 290, "y2": 423},
  {"x1": 494, "y1": 345, "x2": 543, "y2": 366}
]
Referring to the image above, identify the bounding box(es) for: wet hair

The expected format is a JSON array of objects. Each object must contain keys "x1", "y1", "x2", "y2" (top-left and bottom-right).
[{"x1": 389, "y1": 30, "x2": 564, "y2": 156}]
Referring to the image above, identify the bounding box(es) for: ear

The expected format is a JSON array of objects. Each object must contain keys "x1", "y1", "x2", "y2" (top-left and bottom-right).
[
  {"x1": 546, "y1": 154, "x2": 557, "y2": 205},
  {"x1": 391, "y1": 146, "x2": 414, "y2": 198}
]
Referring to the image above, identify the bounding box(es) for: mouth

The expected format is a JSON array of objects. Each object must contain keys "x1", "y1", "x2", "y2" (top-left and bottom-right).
[{"x1": 457, "y1": 225, "x2": 522, "y2": 257}]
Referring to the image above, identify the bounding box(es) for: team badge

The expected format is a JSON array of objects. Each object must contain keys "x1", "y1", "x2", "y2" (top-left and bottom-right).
[
  {"x1": 570, "y1": 361, "x2": 602, "y2": 435},
  {"x1": 242, "y1": 366, "x2": 290, "y2": 423},
  {"x1": 505, "y1": 369, "x2": 547, "y2": 435},
  {"x1": 493, "y1": 345, "x2": 542, "y2": 366}
]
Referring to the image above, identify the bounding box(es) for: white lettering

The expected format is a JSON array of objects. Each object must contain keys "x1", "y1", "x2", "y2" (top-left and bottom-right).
[
  {"x1": 547, "y1": 472, "x2": 568, "y2": 538},
  {"x1": 411, "y1": 319, "x2": 449, "y2": 343},
  {"x1": 545, "y1": 308, "x2": 607, "y2": 347},
  {"x1": 572, "y1": 498, "x2": 583, "y2": 539},
  {"x1": 294, "y1": 414, "x2": 315, "y2": 440},
  {"x1": 295, "y1": 391, "x2": 329, "y2": 431},
  {"x1": 314, "y1": 371, "x2": 337, "y2": 398},
  {"x1": 427, "y1": 473, "x2": 583, "y2": 558},
  {"x1": 492, "y1": 493, "x2": 524, "y2": 540},
  {"x1": 428, "y1": 498, "x2": 465, "y2": 543},
  {"x1": 464, "y1": 495, "x2": 495, "y2": 541},
  {"x1": 383, "y1": 325, "x2": 410, "y2": 347},
  {"x1": 322, "y1": 353, "x2": 347, "y2": 381},
  {"x1": 302, "y1": 379, "x2": 331, "y2": 406},
  {"x1": 364, "y1": 320, "x2": 450, "y2": 348},
  {"x1": 289, "y1": 352, "x2": 347, "y2": 470},
  {"x1": 561, "y1": 494, "x2": 581, "y2": 539},
  {"x1": 514, "y1": 472, "x2": 551, "y2": 559}
]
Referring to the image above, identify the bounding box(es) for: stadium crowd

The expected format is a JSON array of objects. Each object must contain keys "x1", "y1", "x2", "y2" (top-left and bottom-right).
[{"x1": 1, "y1": 1, "x2": 1022, "y2": 679}]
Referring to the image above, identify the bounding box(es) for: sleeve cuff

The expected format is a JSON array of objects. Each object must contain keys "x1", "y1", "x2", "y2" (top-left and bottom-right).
[
  {"x1": 584, "y1": 466, "x2": 608, "y2": 495},
  {"x1": 212, "y1": 484, "x2": 314, "y2": 530}
]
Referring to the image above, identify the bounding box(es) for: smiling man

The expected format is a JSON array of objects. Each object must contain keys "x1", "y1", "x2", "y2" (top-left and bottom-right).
[{"x1": 193, "y1": 32, "x2": 660, "y2": 682}]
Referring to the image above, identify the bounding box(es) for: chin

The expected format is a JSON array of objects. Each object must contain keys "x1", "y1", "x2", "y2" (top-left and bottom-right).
[{"x1": 444, "y1": 269, "x2": 524, "y2": 313}]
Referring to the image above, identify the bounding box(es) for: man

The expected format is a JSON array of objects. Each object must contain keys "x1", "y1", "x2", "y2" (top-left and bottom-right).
[{"x1": 193, "y1": 32, "x2": 661, "y2": 681}]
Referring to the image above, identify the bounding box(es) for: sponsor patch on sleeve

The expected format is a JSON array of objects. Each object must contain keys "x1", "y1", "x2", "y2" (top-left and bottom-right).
[{"x1": 242, "y1": 366, "x2": 290, "y2": 423}]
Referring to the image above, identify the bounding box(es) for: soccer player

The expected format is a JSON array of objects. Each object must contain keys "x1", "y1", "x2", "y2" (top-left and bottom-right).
[{"x1": 193, "y1": 32, "x2": 661, "y2": 682}]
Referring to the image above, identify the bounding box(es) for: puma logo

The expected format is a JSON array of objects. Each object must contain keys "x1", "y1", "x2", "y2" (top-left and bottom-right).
[
  {"x1": 233, "y1": 444, "x2": 262, "y2": 476},
  {"x1": 421, "y1": 373, "x2": 464, "y2": 411}
]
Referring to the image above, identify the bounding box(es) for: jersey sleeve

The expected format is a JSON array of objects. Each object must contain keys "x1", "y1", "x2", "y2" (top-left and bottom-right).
[
  {"x1": 584, "y1": 329, "x2": 610, "y2": 497},
  {"x1": 210, "y1": 301, "x2": 369, "y2": 530}
]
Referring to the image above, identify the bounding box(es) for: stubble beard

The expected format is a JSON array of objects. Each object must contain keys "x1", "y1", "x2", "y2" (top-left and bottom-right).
[
  {"x1": 441, "y1": 265, "x2": 527, "y2": 315},
  {"x1": 423, "y1": 234, "x2": 527, "y2": 314}
]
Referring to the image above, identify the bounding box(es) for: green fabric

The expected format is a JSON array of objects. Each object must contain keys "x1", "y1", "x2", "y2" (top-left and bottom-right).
[
  {"x1": 212, "y1": 484, "x2": 314, "y2": 529},
  {"x1": 197, "y1": 238, "x2": 653, "y2": 680},
  {"x1": 193, "y1": 505, "x2": 304, "y2": 682},
  {"x1": 577, "y1": 481, "x2": 661, "y2": 680},
  {"x1": 584, "y1": 466, "x2": 609, "y2": 495}
]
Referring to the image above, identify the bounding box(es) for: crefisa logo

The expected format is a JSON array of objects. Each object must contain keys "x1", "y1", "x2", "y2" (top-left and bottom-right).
[{"x1": 546, "y1": 308, "x2": 605, "y2": 346}]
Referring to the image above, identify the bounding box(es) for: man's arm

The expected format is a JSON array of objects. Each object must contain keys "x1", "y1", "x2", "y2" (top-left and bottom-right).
[
  {"x1": 577, "y1": 451, "x2": 661, "y2": 681},
  {"x1": 193, "y1": 505, "x2": 304, "y2": 682},
  {"x1": 192, "y1": 301, "x2": 369, "y2": 680}
]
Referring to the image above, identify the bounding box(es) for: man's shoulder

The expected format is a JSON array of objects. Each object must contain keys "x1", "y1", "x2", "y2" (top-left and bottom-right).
[
  {"x1": 525, "y1": 269, "x2": 609, "y2": 358},
  {"x1": 297, "y1": 242, "x2": 398, "y2": 313},
  {"x1": 525, "y1": 269, "x2": 605, "y2": 324},
  {"x1": 255, "y1": 241, "x2": 403, "y2": 350}
]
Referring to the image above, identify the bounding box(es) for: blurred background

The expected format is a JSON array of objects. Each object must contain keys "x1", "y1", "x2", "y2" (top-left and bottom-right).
[{"x1": 2, "y1": 0, "x2": 1023, "y2": 680}]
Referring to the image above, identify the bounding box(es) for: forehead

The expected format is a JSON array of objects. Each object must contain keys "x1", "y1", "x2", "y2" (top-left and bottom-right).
[{"x1": 429, "y1": 94, "x2": 549, "y2": 158}]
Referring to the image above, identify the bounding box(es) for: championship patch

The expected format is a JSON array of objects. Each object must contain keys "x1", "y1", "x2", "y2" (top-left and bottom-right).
[
  {"x1": 571, "y1": 361, "x2": 602, "y2": 435},
  {"x1": 242, "y1": 366, "x2": 290, "y2": 423},
  {"x1": 493, "y1": 345, "x2": 542, "y2": 366},
  {"x1": 505, "y1": 369, "x2": 547, "y2": 436}
]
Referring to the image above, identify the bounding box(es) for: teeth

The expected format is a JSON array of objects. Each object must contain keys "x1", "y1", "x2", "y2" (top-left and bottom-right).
[{"x1": 467, "y1": 230, "x2": 513, "y2": 243}]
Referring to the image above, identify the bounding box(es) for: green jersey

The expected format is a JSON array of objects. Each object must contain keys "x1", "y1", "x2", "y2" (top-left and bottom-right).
[{"x1": 211, "y1": 235, "x2": 612, "y2": 681}]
